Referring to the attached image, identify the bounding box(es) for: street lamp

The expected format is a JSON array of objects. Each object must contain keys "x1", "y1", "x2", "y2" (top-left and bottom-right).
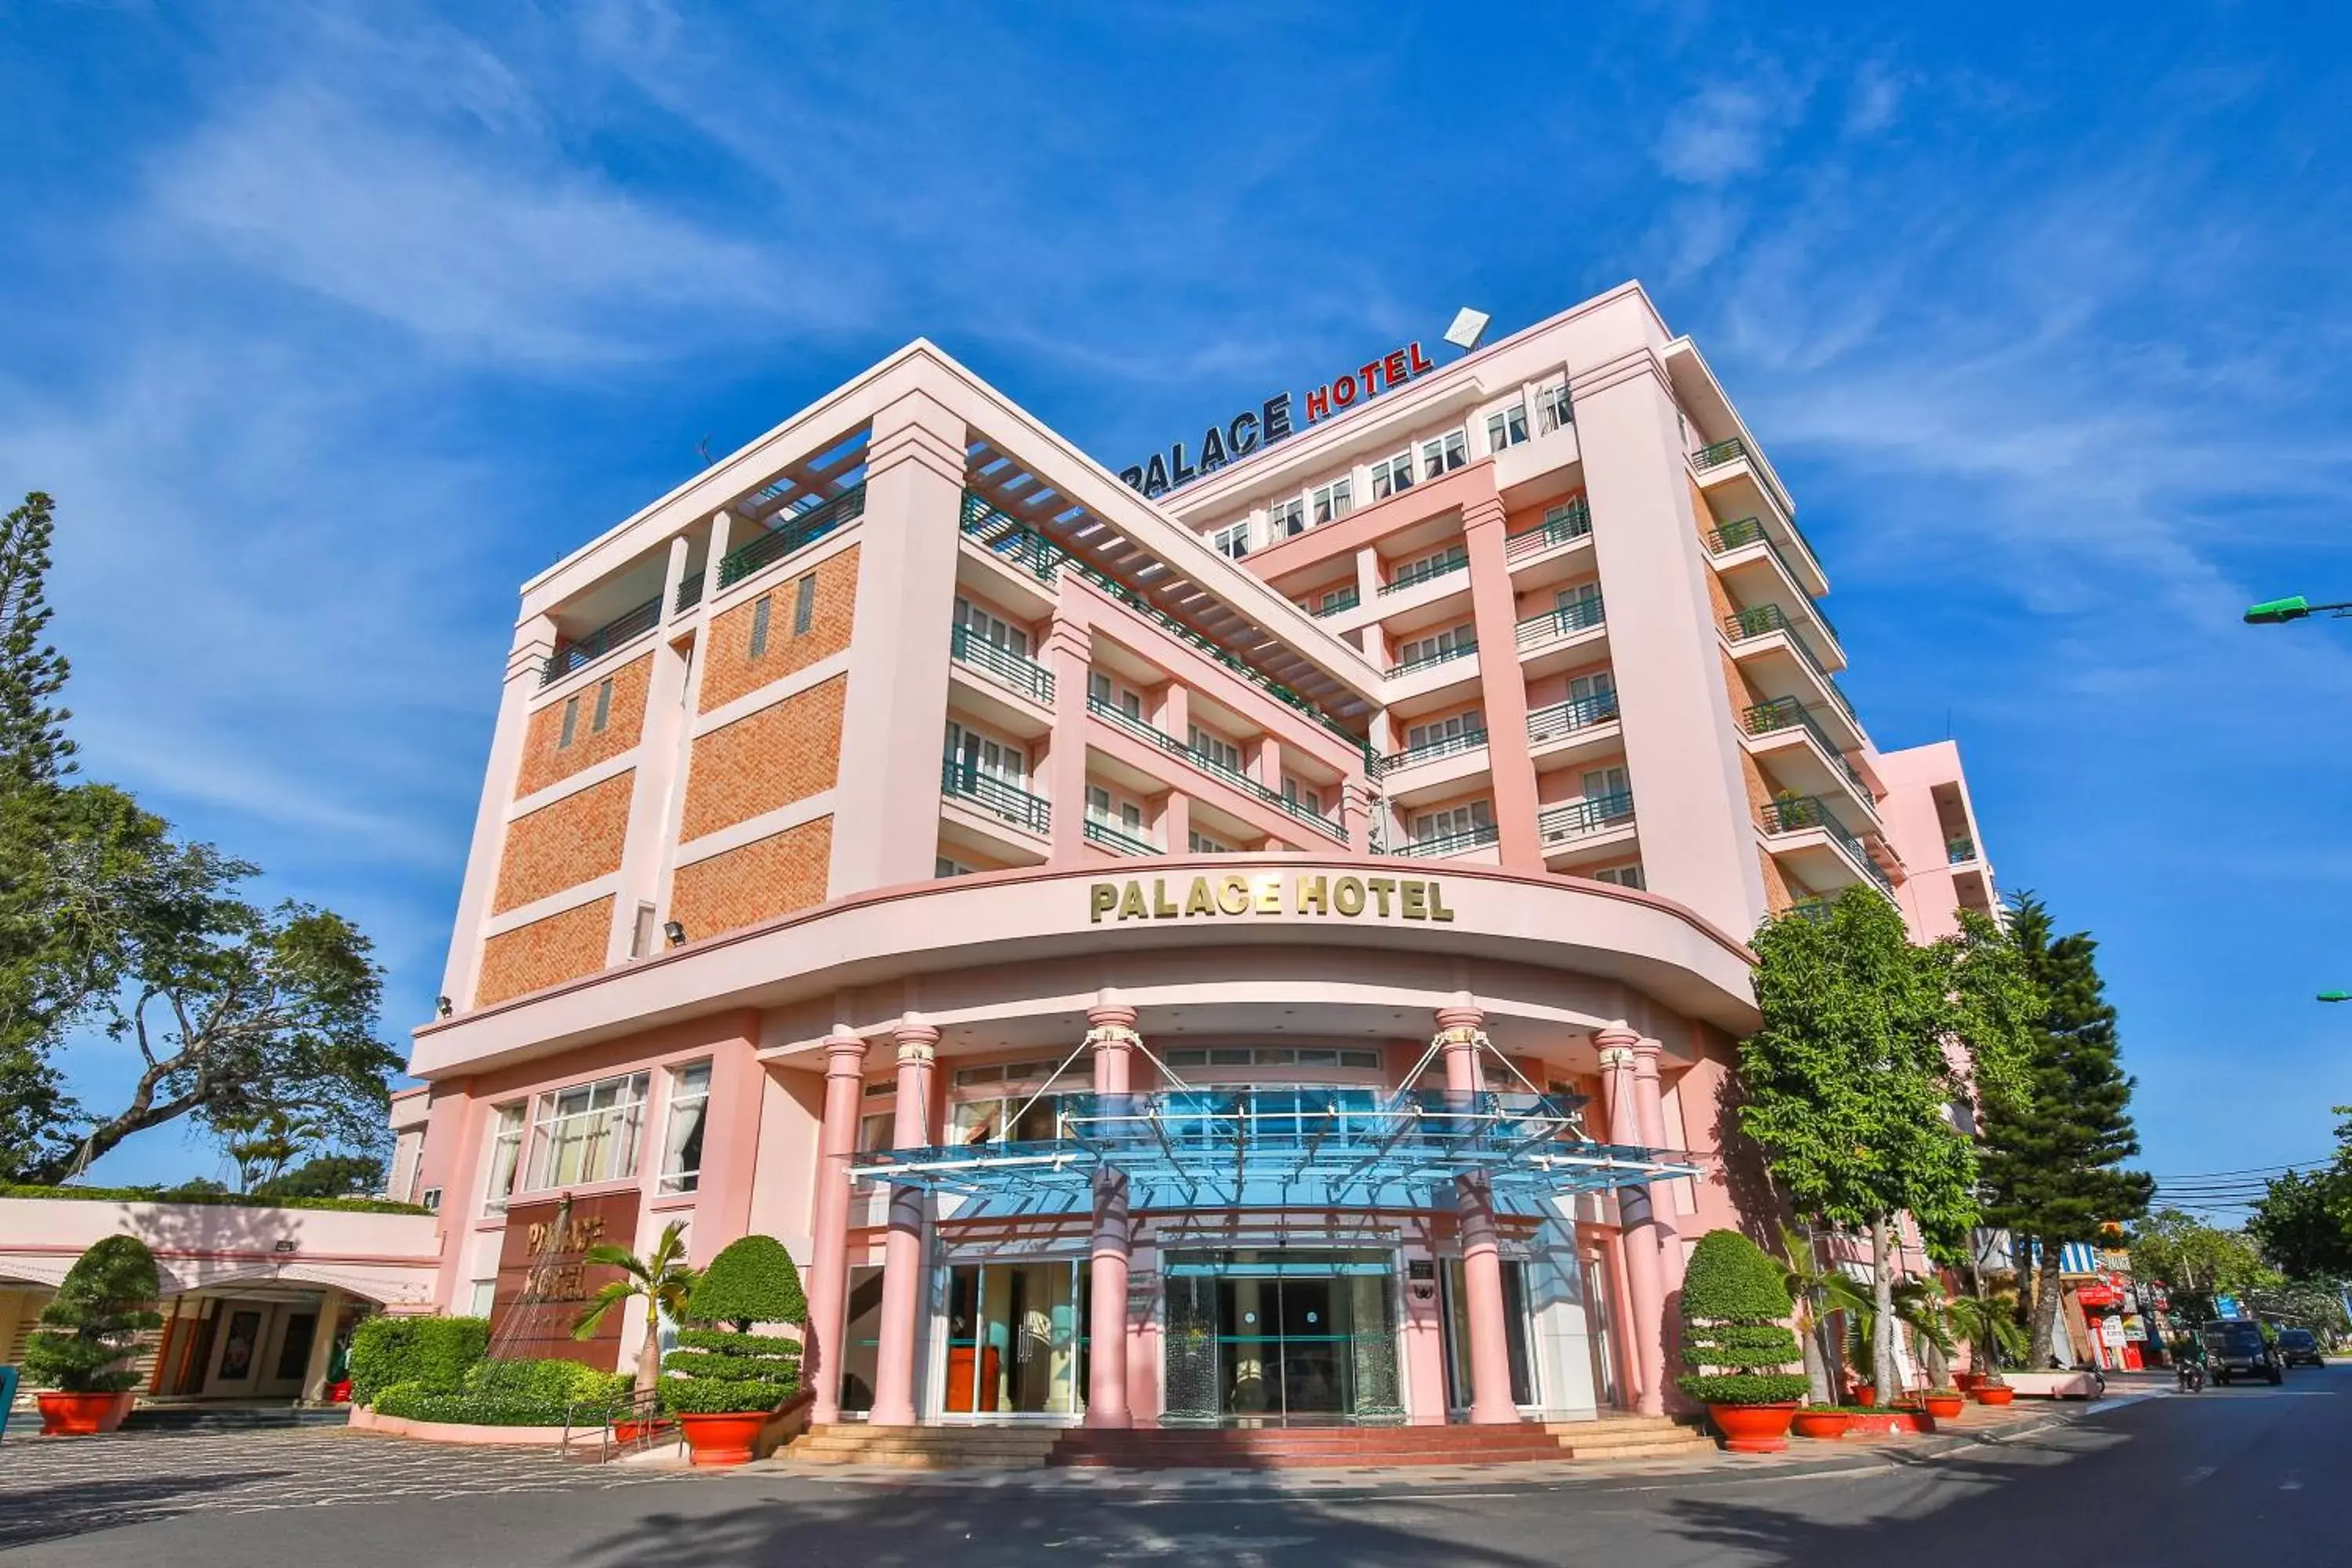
[
  {"x1": 2245, "y1": 594, "x2": 2352, "y2": 624},
  {"x1": 2321, "y1": 991, "x2": 2351, "y2": 1004}
]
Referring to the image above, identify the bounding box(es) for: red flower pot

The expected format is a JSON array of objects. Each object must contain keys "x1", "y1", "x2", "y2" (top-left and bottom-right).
[
  {"x1": 1973, "y1": 1385, "x2": 2016, "y2": 1406},
  {"x1": 678, "y1": 1410, "x2": 768, "y2": 1467},
  {"x1": 1851, "y1": 1382, "x2": 1878, "y2": 1407},
  {"x1": 1707, "y1": 1401, "x2": 1798, "y2": 1454},
  {"x1": 328, "y1": 1379, "x2": 354, "y2": 1405},
  {"x1": 1790, "y1": 1409, "x2": 1853, "y2": 1440},
  {"x1": 1953, "y1": 1371, "x2": 1983, "y2": 1392},
  {"x1": 1923, "y1": 1392, "x2": 1966, "y2": 1419},
  {"x1": 37, "y1": 1392, "x2": 134, "y2": 1436},
  {"x1": 612, "y1": 1417, "x2": 673, "y2": 1445}
]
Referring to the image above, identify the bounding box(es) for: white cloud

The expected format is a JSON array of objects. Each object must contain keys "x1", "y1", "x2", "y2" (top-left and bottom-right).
[
  {"x1": 1654, "y1": 78, "x2": 1803, "y2": 185},
  {"x1": 1843, "y1": 61, "x2": 1904, "y2": 137}
]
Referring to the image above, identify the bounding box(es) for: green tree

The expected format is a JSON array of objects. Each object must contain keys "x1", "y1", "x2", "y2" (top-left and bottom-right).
[
  {"x1": 22, "y1": 1234, "x2": 163, "y2": 1392},
  {"x1": 1739, "y1": 891, "x2": 2034, "y2": 1396},
  {"x1": 1773, "y1": 1223, "x2": 1868, "y2": 1405},
  {"x1": 0, "y1": 492, "x2": 76, "y2": 786},
  {"x1": 251, "y1": 1153, "x2": 387, "y2": 1200},
  {"x1": 1675, "y1": 1229, "x2": 1810, "y2": 1406},
  {"x1": 573, "y1": 1219, "x2": 699, "y2": 1385},
  {"x1": 1976, "y1": 894, "x2": 2154, "y2": 1363},
  {"x1": 688, "y1": 1235, "x2": 807, "y2": 1333},
  {"x1": 2130, "y1": 1209, "x2": 2278, "y2": 1322},
  {"x1": 2249, "y1": 1107, "x2": 2352, "y2": 1280}
]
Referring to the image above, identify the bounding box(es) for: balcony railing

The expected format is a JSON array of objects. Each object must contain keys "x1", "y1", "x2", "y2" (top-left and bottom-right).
[
  {"x1": 1515, "y1": 593, "x2": 1606, "y2": 651},
  {"x1": 1740, "y1": 697, "x2": 1867, "y2": 793},
  {"x1": 717, "y1": 484, "x2": 868, "y2": 589},
  {"x1": 1504, "y1": 499, "x2": 1592, "y2": 561},
  {"x1": 1374, "y1": 728, "x2": 1488, "y2": 777},
  {"x1": 1764, "y1": 795, "x2": 1892, "y2": 892},
  {"x1": 941, "y1": 760, "x2": 1050, "y2": 835},
  {"x1": 1723, "y1": 604, "x2": 1858, "y2": 724},
  {"x1": 1707, "y1": 517, "x2": 1842, "y2": 647},
  {"x1": 1788, "y1": 898, "x2": 1832, "y2": 924},
  {"x1": 542, "y1": 596, "x2": 661, "y2": 686},
  {"x1": 1391, "y1": 822, "x2": 1500, "y2": 858},
  {"x1": 960, "y1": 492, "x2": 1369, "y2": 762},
  {"x1": 1084, "y1": 815, "x2": 1161, "y2": 857},
  {"x1": 1380, "y1": 550, "x2": 1468, "y2": 597},
  {"x1": 1526, "y1": 691, "x2": 1620, "y2": 746},
  {"x1": 1087, "y1": 697, "x2": 1346, "y2": 843},
  {"x1": 1693, "y1": 437, "x2": 1751, "y2": 472},
  {"x1": 674, "y1": 572, "x2": 705, "y2": 614},
  {"x1": 1309, "y1": 586, "x2": 1359, "y2": 617},
  {"x1": 1385, "y1": 641, "x2": 1478, "y2": 680},
  {"x1": 1537, "y1": 791, "x2": 1635, "y2": 848},
  {"x1": 1947, "y1": 837, "x2": 1978, "y2": 865},
  {"x1": 950, "y1": 624, "x2": 1054, "y2": 705}
]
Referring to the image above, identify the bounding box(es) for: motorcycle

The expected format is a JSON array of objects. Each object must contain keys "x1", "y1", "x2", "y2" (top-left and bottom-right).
[{"x1": 2177, "y1": 1360, "x2": 2206, "y2": 1393}]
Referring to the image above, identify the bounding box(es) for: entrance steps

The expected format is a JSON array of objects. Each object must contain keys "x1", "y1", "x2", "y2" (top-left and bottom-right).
[
  {"x1": 780, "y1": 1423, "x2": 1066, "y2": 1470},
  {"x1": 122, "y1": 1402, "x2": 352, "y2": 1435},
  {"x1": 1051, "y1": 1423, "x2": 1572, "y2": 1468},
  {"x1": 1544, "y1": 1414, "x2": 1716, "y2": 1461}
]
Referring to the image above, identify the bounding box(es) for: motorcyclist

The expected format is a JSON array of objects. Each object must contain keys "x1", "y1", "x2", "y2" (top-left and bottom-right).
[{"x1": 2176, "y1": 1330, "x2": 2208, "y2": 1392}]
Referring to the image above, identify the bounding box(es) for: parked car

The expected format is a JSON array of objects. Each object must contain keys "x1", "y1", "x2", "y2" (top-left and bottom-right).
[
  {"x1": 2276, "y1": 1327, "x2": 2326, "y2": 1367},
  {"x1": 2201, "y1": 1321, "x2": 2285, "y2": 1385}
]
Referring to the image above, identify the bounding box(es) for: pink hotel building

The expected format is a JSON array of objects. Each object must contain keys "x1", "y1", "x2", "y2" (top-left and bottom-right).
[{"x1": 397, "y1": 281, "x2": 1998, "y2": 1441}]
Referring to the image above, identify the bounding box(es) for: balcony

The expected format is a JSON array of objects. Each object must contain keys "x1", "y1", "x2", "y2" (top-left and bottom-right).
[
  {"x1": 1692, "y1": 442, "x2": 1825, "y2": 594},
  {"x1": 1724, "y1": 604, "x2": 1863, "y2": 747},
  {"x1": 542, "y1": 596, "x2": 660, "y2": 686},
  {"x1": 1525, "y1": 691, "x2": 1623, "y2": 771},
  {"x1": 1505, "y1": 499, "x2": 1592, "y2": 564},
  {"x1": 717, "y1": 484, "x2": 868, "y2": 590},
  {"x1": 1380, "y1": 549, "x2": 1469, "y2": 598},
  {"x1": 1390, "y1": 822, "x2": 1500, "y2": 859},
  {"x1": 1740, "y1": 697, "x2": 1875, "y2": 821},
  {"x1": 1517, "y1": 593, "x2": 1606, "y2": 652},
  {"x1": 1375, "y1": 728, "x2": 1488, "y2": 778},
  {"x1": 1537, "y1": 791, "x2": 1636, "y2": 859},
  {"x1": 950, "y1": 624, "x2": 1055, "y2": 706},
  {"x1": 1706, "y1": 517, "x2": 1841, "y2": 657},
  {"x1": 1086, "y1": 698, "x2": 1347, "y2": 843},
  {"x1": 673, "y1": 572, "x2": 705, "y2": 615},
  {"x1": 1309, "y1": 586, "x2": 1360, "y2": 618},
  {"x1": 1084, "y1": 815, "x2": 1161, "y2": 857},
  {"x1": 941, "y1": 760, "x2": 1051, "y2": 836},
  {"x1": 1763, "y1": 795, "x2": 1891, "y2": 895},
  {"x1": 1947, "y1": 836, "x2": 1977, "y2": 865},
  {"x1": 1385, "y1": 640, "x2": 1478, "y2": 681}
]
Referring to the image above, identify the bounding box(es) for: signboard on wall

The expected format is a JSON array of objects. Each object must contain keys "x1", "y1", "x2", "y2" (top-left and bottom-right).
[{"x1": 492, "y1": 1192, "x2": 641, "y2": 1370}]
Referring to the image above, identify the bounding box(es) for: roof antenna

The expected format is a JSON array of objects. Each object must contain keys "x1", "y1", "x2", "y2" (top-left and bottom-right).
[{"x1": 696, "y1": 436, "x2": 714, "y2": 466}]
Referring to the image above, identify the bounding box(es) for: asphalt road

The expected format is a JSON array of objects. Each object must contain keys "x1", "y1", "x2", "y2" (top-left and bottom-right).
[{"x1": 5, "y1": 1367, "x2": 2345, "y2": 1566}]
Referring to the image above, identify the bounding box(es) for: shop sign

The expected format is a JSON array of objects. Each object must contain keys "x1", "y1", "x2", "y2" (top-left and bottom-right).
[
  {"x1": 1091, "y1": 872, "x2": 1454, "y2": 924},
  {"x1": 1118, "y1": 343, "x2": 1438, "y2": 499}
]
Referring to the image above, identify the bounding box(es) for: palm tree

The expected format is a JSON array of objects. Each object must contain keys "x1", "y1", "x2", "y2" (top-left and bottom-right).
[
  {"x1": 1947, "y1": 1290, "x2": 2029, "y2": 1377},
  {"x1": 572, "y1": 1220, "x2": 698, "y2": 1386},
  {"x1": 1894, "y1": 1277, "x2": 1958, "y2": 1390},
  {"x1": 1776, "y1": 1224, "x2": 1869, "y2": 1405}
]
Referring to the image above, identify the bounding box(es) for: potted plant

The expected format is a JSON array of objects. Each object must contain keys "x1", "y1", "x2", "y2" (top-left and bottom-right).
[
  {"x1": 1773, "y1": 1224, "x2": 1869, "y2": 1408},
  {"x1": 572, "y1": 1219, "x2": 699, "y2": 1443},
  {"x1": 24, "y1": 1235, "x2": 165, "y2": 1435},
  {"x1": 1675, "y1": 1230, "x2": 1811, "y2": 1453},
  {"x1": 1949, "y1": 1291, "x2": 2027, "y2": 1406},
  {"x1": 1896, "y1": 1279, "x2": 1965, "y2": 1417},
  {"x1": 1789, "y1": 1405, "x2": 1853, "y2": 1439},
  {"x1": 662, "y1": 1234, "x2": 807, "y2": 1466}
]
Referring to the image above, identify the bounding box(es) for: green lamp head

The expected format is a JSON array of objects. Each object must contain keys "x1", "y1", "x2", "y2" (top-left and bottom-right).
[
  {"x1": 2245, "y1": 596, "x2": 2313, "y2": 625},
  {"x1": 2319, "y1": 991, "x2": 2351, "y2": 1004}
]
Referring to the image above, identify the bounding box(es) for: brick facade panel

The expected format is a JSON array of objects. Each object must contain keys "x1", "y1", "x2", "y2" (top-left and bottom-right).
[
  {"x1": 680, "y1": 673, "x2": 846, "y2": 843},
  {"x1": 494, "y1": 771, "x2": 633, "y2": 913},
  {"x1": 1758, "y1": 847, "x2": 1798, "y2": 913},
  {"x1": 668, "y1": 816, "x2": 834, "y2": 941},
  {"x1": 699, "y1": 544, "x2": 859, "y2": 713},
  {"x1": 476, "y1": 895, "x2": 615, "y2": 1007},
  {"x1": 517, "y1": 654, "x2": 653, "y2": 799}
]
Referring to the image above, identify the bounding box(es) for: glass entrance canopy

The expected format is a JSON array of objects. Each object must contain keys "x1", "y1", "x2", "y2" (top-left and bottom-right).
[{"x1": 847, "y1": 1087, "x2": 1700, "y2": 1217}]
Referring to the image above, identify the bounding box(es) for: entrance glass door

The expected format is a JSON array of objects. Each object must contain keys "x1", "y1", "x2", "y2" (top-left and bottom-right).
[
  {"x1": 1162, "y1": 1250, "x2": 1401, "y2": 1425},
  {"x1": 941, "y1": 1260, "x2": 1086, "y2": 1417}
]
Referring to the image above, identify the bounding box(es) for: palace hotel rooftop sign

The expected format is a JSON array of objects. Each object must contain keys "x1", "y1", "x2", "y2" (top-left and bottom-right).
[{"x1": 1119, "y1": 342, "x2": 1436, "y2": 499}]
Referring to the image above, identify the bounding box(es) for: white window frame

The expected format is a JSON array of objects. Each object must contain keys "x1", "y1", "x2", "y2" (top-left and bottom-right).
[
  {"x1": 1311, "y1": 477, "x2": 1354, "y2": 526},
  {"x1": 1412, "y1": 800, "x2": 1494, "y2": 841},
  {"x1": 1486, "y1": 401, "x2": 1530, "y2": 453},
  {"x1": 1536, "y1": 381, "x2": 1573, "y2": 434},
  {"x1": 1396, "y1": 623, "x2": 1475, "y2": 666},
  {"x1": 1420, "y1": 430, "x2": 1467, "y2": 479},
  {"x1": 1369, "y1": 449, "x2": 1417, "y2": 501},
  {"x1": 1406, "y1": 709, "x2": 1483, "y2": 750},
  {"x1": 481, "y1": 1103, "x2": 526, "y2": 1215},
  {"x1": 953, "y1": 597, "x2": 1029, "y2": 658},
  {"x1": 1188, "y1": 828, "x2": 1236, "y2": 853},
  {"x1": 1212, "y1": 519, "x2": 1252, "y2": 560},
  {"x1": 1267, "y1": 498, "x2": 1307, "y2": 539},
  {"x1": 1592, "y1": 863, "x2": 1646, "y2": 889},
  {"x1": 1279, "y1": 776, "x2": 1323, "y2": 817},
  {"x1": 657, "y1": 1062, "x2": 711, "y2": 1196},
  {"x1": 1187, "y1": 724, "x2": 1244, "y2": 775},
  {"x1": 524, "y1": 1072, "x2": 649, "y2": 1192},
  {"x1": 944, "y1": 720, "x2": 1028, "y2": 786}
]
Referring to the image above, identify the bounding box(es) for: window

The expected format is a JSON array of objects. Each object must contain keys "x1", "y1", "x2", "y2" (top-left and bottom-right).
[
  {"x1": 468, "y1": 1279, "x2": 495, "y2": 1316},
  {"x1": 481, "y1": 1104, "x2": 525, "y2": 1214},
  {"x1": 591, "y1": 678, "x2": 613, "y2": 733},
  {"x1": 421, "y1": 1186, "x2": 442, "y2": 1214},
  {"x1": 944, "y1": 721, "x2": 1027, "y2": 785},
  {"x1": 1406, "y1": 710, "x2": 1483, "y2": 750},
  {"x1": 1213, "y1": 520, "x2": 1251, "y2": 560},
  {"x1": 793, "y1": 573, "x2": 817, "y2": 636},
  {"x1": 527, "y1": 1072, "x2": 649, "y2": 1189},
  {"x1": 1413, "y1": 800, "x2": 1494, "y2": 841},
  {"x1": 1370, "y1": 450, "x2": 1416, "y2": 501},
  {"x1": 1189, "y1": 829, "x2": 1235, "y2": 853},
  {"x1": 1085, "y1": 671, "x2": 1145, "y2": 718},
  {"x1": 1420, "y1": 430, "x2": 1467, "y2": 479},
  {"x1": 935, "y1": 856, "x2": 974, "y2": 877},
  {"x1": 1593, "y1": 863, "x2": 1646, "y2": 890},
  {"x1": 1315, "y1": 586, "x2": 1356, "y2": 615},
  {"x1": 749, "y1": 597, "x2": 771, "y2": 658},
  {"x1": 1392, "y1": 544, "x2": 1467, "y2": 590},
  {"x1": 1581, "y1": 766, "x2": 1632, "y2": 807},
  {"x1": 1536, "y1": 382, "x2": 1573, "y2": 434},
  {"x1": 1486, "y1": 401, "x2": 1530, "y2": 452},
  {"x1": 1268, "y1": 499, "x2": 1306, "y2": 539},
  {"x1": 1396, "y1": 624, "x2": 1475, "y2": 667},
  {"x1": 1311, "y1": 477, "x2": 1353, "y2": 525},
  {"x1": 558, "y1": 696, "x2": 579, "y2": 749},
  {"x1": 630, "y1": 901, "x2": 657, "y2": 959},
  {"x1": 1556, "y1": 581, "x2": 1602, "y2": 615},
  {"x1": 1280, "y1": 776, "x2": 1323, "y2": 817},
  {"x1": 858, "y1": 1110, "x2": 895, "y2": 1153},
  {"x1": 1569, "y1": 670, "x2": 1617, "y2": 710},
  {"x1": 953, "y1": 597, "x2": 1029, "y2": 657},
  {"x1": 1187, "y1": 724, "x2": 1243, "y2": 775},
  {"x1": 951, "y1": 1092, "x2": 1066, "y2": 1145},
  {"x1": 658, "y1": 1062, "x2": 710, "y2": 1194},
  {"x1": 1160, "y1": 1046, "x2": 1384, "y2": 1073}
]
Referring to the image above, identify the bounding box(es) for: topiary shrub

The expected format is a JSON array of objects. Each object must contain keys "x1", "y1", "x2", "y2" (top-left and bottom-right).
[
  {"x1": 347, "y1": 1315, "x2": 490, "y2": 1406},
  {"x1": 1675, "y1": 1229, "x2": 1811, "y2": 1406},
  {"x1": 659, "y1": 1327, "x2": 801, "y2": 1415},
  {"x1": 686, "y1": 1236, "x2": 805, "y2": 1332},
  {"x1": 22, "y1": 1236, "x2": 163, "y2": 1393},
  {"x1": 373, "y1": 1363, "x2": 629, "y2": 1428}
]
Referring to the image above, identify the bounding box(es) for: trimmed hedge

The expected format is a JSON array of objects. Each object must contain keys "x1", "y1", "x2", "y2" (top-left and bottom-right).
[
  {"x1": 0, "y1": 1182, "x2": 430, "y2": 1216},
  {"x1": 348, "y1": 1316, "x2": 490, "y2": 1406},
  {"x1": 660, "y1": 1376, "x2": 793, "y2": 1416},
  {"x1": 463, "y1": 1357, "x2": 626, "y2": 1407},
  {"x1": 1677, "y1": 1229, "x2": 1810, "y2": 1406},
  {"x1": 22, "y1": 1236, "x2": 164, "y2": 1393},
  {"x1": 688, "y1": 1236, "x2": 806, "y2": 1331},
  {"x1": 659, "y1": 1326, "x2": 800, "y2": 1414},
  {"x1": 373, "y1": 1369, "x2": 630, "y2": 1428}
]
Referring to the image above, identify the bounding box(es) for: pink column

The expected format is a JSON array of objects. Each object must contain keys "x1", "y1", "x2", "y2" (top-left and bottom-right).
[
  {"x1": 1086, "y1": 996, "x2": 1138, "y2": 1428},
  {"x1": 1632, "y1": 1039, "x2": 1685, "y2": 1298},
  {"x1": 1436, "y1": 1003, "x2": 1519, "y2": 1425},
  {"x1": 1600, "y1": 1025, "x2": 1667, "y2": 1416},
  {"x1": 867, "y1": 1015, "x2": 938, "y2": 1427},
  {"x1": 806, "y1": 1029, "x2": 869, "y2": 1425}
]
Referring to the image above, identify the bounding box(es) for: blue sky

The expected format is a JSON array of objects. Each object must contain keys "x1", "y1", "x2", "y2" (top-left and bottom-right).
[{"x1": 5, "y1": 2, "x2": 2349, "y2": 1209}]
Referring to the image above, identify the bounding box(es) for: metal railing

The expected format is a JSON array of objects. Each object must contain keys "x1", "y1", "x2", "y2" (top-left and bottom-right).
[
  {"x1": 1764, "y1": 795, "x2": 1892, "y2": 892},
  {"x1": 1390, "y1": 821, "x2": 1500, "y2": 858},
  {"x1": 950, "y1": 624, "x2": 1054, "y2": 705},
  {"x1": 1385, "y1": 641, "x2": 1478, "y2": 679},
  {"x1": 1537, "y1": 791, "x2": 1635, "y2": 847},
  {"x1": 1380, "y1": 549, "x2": 1468, "y2": 597},
  {"x1": 1515, "y1": 593, "x2": 1606, "y2": 650},
  {"x1": 1310, "y1": 586, "x2": 1360, "y2": 617},
  {"x1": 960, "y1": 493, "x2": 1064, "y2": 583},
  {"x1": 941, "y1": 759, "x2": 1051, "y2": 835},
  {"x1": 673, "y1": 572, "x2": 705, "y2": 614},
  {"x1": 1374, "y1": 728, "x2": 1488, "y2": 776},
  {"x1": 1526, "y1": 691, "x2": 1620, "y2": 746},
  {"x1": 1740, "y1": 698, "x2": 1867, "y2": 793},
  {"x1": 1087, "y1": 698, "x2": 1346, "y2": 842},
  {"x1": 1947, "y1": 837, "x2": 1978, "y2": 864},
  {"x1": 1788, "y1": 898, "x2": 1832, "y2": 924},
  {"x1": 717, "y1": 484, "x2": 868, "y2": 589},
  {"x1": 1693, "y1": 437, "x2": 1751, "y2": 471},
  {"x1": 1706, "y1": 517, "x2": 1841, "y2": 646},
  {"x1": 1084, "y1": 815, "x2": 1161, "y2": 856},
  {"x1": 1723, "y1": 604, "x2": 1859, "y2": 724},
  {"x1": 542, "y1": 596, "x2": 661, "y2": 686},
  {"x1": 1505, "y1": 498, "x2": 1592, "y2": 560}
]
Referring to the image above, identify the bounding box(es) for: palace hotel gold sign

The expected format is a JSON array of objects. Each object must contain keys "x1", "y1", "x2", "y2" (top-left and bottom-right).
[{"x1": 1091, "y1": 872, "x2": 1456, "y2": 924}]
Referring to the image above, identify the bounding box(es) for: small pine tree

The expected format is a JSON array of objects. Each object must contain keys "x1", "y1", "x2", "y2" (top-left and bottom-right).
[
  {"x1": 687, "y1": 1236, "x2": 805, "y2": 1333},
  {"x1": 23, "y1": 1235, "x2": 163, "y2": 1392},
  {"x1": 0, "y1": 492, "x2": 77, "y2": 786},
  {"x1": 1676, "y1": 1229, "x2": 1811, "y2": 1406}
]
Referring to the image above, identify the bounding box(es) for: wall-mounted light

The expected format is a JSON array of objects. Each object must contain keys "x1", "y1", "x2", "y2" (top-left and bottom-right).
[
  {"x1": 272, "y1": 1239, "x2": 299, "y2": 1254},
  {"x1": 663, "y1": 921, "x2": 687, "y2": 948},
  {"x1": 435, "y1": 995, "x2": 453, "y2": 1019}
]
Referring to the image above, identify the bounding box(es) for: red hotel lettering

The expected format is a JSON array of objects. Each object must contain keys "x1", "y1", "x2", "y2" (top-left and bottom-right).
[
  {"x1": 1359, "y1": 359, "x2": 1383, "y2": 394},
  {"x1": 1304, "y1": 385, "x2": 1331, "y2": 421},
  {"x1": 1332, "y1": 374, "x2": 1357, "y2": 408},
  {"x1": 1408, "y1": 341, "x2": 1433, "y2": 374}
]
